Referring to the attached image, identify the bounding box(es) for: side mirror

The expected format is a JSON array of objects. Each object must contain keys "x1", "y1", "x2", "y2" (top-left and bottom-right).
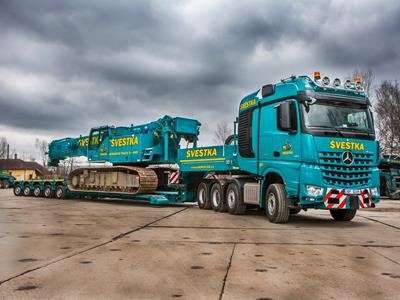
[{"x1": 277, "y1": 102, "x2": 297, "y2": 133}]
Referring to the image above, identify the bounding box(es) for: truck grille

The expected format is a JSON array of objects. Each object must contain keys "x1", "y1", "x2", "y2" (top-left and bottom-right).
[{"x1": 318, "y1": 151, "x2": 374, "y2": 188}]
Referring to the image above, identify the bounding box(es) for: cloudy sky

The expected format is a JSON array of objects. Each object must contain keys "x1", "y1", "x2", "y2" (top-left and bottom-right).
[{"x1": 0, "y1": 0, "x2": 399, "y2": 160}]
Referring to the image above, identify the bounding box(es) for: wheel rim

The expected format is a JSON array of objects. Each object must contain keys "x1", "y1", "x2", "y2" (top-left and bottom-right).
[
  {"x1": 45, "y1": 188, "x2": 50, "y2": 197},
  {"x1": 24, "y1": 187, "x2": 30, "y2": 196},
  {"x1": 198, "y1": 188, "x2": 205, "y2": 205},
  {"x1": 267, "y1": 192, "x2": 276, "y2": 215},
  {"x1": 56, "y1": 188, "x2": 63, "y2": 198},
  {"x1": 34, "y1": 188, "x2": 41, "y2": 196},
  {"x1": 227, "y1": 190, "x2": 235, "y2": 209},
  {"x1": 15, "y1": 187, "x2": 21, "y2": 194},
  {"x1": 212, "y1": 189, "x2": 220, "y2": 207}
]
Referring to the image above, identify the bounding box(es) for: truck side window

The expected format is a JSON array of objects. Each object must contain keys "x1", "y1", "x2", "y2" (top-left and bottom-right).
[
  {"x1": 238, "y1": 108, "x2": 255, "y2": 158},
  {"x1": 277, "y1": 101, "x2": 297, "y2": 133}
]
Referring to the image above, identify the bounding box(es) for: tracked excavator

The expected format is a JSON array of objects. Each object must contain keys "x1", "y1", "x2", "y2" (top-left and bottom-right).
[{"x1": 47, "y1": 115, "x2": 200, "y2": 196}]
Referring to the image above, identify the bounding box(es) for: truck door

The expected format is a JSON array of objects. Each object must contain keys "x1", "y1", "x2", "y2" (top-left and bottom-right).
[{"x1": 272, "y1": 100, "x2": 301, "y2": 163}]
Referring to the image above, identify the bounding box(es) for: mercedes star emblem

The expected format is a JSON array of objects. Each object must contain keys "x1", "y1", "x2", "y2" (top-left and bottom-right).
[{"x1": 342, "y1": 151, "x2": 354, "y2": 165}]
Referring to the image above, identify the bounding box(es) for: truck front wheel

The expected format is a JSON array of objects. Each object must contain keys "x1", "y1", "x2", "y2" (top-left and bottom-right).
[
  {"x1": 197, "y1": 182, "x2": 211, "y2": 209},
  {"x1": 330, "y1": 209, "x2": 356, "y2": 221},
  {"x1": 265, "y1": 184, "x2": 290, "y2": 223}
]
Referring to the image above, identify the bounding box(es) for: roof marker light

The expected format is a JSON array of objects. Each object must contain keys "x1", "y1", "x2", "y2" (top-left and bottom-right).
[
  {"x1": 314, "y1": 71, "x2": 321, "y2": 80},
  {"x1": 322, "y1": 76, "x2": 330, "y2": 86},
  {"x1": 344, "y1": 80, "x2": 352, "y2": 89},
  {"x1": 354, "y1": 75, "x2": 362, "y2": 84},
  {"x1": 333, "y1": 78, "x2": 341, "y2": 87}
]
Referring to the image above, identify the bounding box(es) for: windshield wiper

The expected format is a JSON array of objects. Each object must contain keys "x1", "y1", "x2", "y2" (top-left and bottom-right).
[{"x1": 308, "y1": 125, "x2": 345, "y2": 137}]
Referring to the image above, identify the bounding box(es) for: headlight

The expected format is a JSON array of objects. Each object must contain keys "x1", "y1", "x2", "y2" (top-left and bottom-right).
[
  {"x1": 371, "y1": 187, "x2": 379, "y2": 196},
  {"x1": 306, "y1": 185, "x2": 324, "y2": 196}
]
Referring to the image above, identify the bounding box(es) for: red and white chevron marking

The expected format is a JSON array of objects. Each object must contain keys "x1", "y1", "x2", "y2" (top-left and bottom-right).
[
  {"x1": 324, "y1": 188, "x2": 372, "y2": 209},
  {"x1": 324, "y1": 188, "x2": 347, "y2": 209},
  {"x1": 359, "y1": 188, "x2": 371, "y2": 208},
  {"x1": 169, "y1": 171, "x2": 180, "y2": 184}
]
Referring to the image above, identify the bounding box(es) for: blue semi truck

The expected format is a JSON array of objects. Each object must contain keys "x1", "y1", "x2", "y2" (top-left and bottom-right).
[
  {"x1": 13, "y1": 73, "x2": 380, "y2": 222},
  {"x1": 0, "y1": 170, "x2": 15, "y2": 189}
]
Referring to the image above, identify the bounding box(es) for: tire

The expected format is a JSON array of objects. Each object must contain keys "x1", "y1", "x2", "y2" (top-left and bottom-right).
[
  {"x1": 13, "y1": 185, "x2": 23, "y2": 196},
  {"x1": 43, "y1": 186, "x2": 54, "y2": 198},
  {"x1": 22, "y1": 186, "x2": 32, "y2": 197},
  {"x1": 330, "y1": 209, "x2": 357, "y2": 221},
  {"x1": 55, "y1": 186, "x2": 66, "y2": 199},
  {"x1": 3, "y1": 180, "x2": 10, "y2": 189},
  {"x1": 0, "y1": 180, "x2": 6, "y2": 189},
  {"x1": 290, "y1": 208, "x2": 301, "y2": 215},
  {"x1": 210, "y1": 182, "x2": 227, "y2": 212},
  {"x1": 265, "y1": 183, "x2": 290, "y2": 223},
  {"x1": 197, "y1": 181, "x2": 211, "y2": 209},
  {"x1": 226, "y1": 182, "x2": 246, "y2": 215},
  {"x1": 33, "y1": 186, "x2": 42, "y2": 197}
]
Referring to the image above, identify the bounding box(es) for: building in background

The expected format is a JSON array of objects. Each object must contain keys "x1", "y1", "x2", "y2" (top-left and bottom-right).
[{"x1": 0, "y1": 159, "x2": 49, "y2": 180}]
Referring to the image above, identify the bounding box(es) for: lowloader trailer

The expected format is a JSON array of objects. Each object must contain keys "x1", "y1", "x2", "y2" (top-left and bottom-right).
[{"x1": 14, "y1": 73, "x2": 380, "y2": 223}]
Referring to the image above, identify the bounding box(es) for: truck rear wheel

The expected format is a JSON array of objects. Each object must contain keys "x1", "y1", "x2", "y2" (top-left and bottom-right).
[
  {"x1": 197, "y1": 182, "x2": 211, "y2": 209},
  {"x1": 55, "y1": 186, "x2": 67, "y2": 199},
  {"x1": 13, "y1": 185, "x2": 22, "y2": 196},
  {"x1": 43, "y1": 186, "x2": 54, "y2": 198},
  {"x1": 330, "y1": 209, "x2": 356, "y2": 221},
  {"x1": 265, "y1": 184, "x2": 290, "y2": 223},
  {"x1": 210, "y1": 182, "x2": 227, "y2": 212},
  {"x1": 226, "y1": 182, "x2": 246, "y2": 215}
]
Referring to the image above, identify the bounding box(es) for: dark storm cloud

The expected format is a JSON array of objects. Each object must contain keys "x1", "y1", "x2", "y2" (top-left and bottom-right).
[{"x1": 0, "y1": 0, "x2": 399, "y2": 146}]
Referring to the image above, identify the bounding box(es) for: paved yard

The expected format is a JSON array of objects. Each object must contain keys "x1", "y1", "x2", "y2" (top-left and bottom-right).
[{"x1": 0, "y1": 189, "x2": 399, "y2": 299}]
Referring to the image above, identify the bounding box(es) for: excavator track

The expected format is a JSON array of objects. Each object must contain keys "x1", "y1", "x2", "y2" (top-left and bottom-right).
[{"x1": 67, "y1": 166, "x2": 158, "y2": 195}]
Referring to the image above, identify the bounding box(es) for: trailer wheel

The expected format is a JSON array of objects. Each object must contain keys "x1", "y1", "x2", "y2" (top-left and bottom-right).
[
  {"x1": 43, "y1": 186, "x2": 54, "y2": 198},
  {"x1": 13, "y1": 185, "x2": 22, "y2": 196},
  {"x1": 3, "y1": 180, "x2": 10, "y2": 189},
  {"x1": 330, "y1": 209, "x2": 356, "y2": 221},
  {"x1": 197, "y1": 182, "x2": 211, "y2": 209},
  {"x1": 33, "y1": 186, "x2": 42, "y2": 197},
  {"x1": 265, "y1": 184, "x2": 290, "y2": 223},
  {"x1": 226, "y1": 182, "x2": 246, "y2": 215},
  {"x1": 210, "y1": 182, "x2": 227, "y2": 212},
  {"x1": 55, "y1": 186, "x2": 67, "y2": 199},
  {"x1": 23, "y1": 186, "x2": 32, "y2": 197}
]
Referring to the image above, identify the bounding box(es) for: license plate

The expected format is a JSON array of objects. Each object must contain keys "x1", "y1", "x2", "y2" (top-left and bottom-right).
[{"x1": 345, "y1": 189, "x2": 360, "y2": 195}]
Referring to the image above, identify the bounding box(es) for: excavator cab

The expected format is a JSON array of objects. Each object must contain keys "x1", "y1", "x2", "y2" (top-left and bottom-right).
[
  {"x1": 88, "y1": 126, "x2": 109, "y2": 150},
  {"x1": 88, "y1": 126, "x2": 110, "y2": 161}
]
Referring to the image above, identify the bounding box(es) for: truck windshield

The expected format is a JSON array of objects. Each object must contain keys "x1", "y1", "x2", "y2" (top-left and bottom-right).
[{"x1": 302, "y1": 102, "x2": 373, "y2": 134}]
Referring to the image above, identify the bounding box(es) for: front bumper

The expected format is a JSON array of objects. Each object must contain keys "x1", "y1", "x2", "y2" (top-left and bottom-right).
[
  {"x1": 324, "y1": 188, "x2": 373, "y2": 209},
  {"x1": 297, "y1": 163, "x2": 380, "y2": 209}
]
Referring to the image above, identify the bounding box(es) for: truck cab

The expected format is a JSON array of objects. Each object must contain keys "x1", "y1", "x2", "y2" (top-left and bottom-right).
[{"x1": 188, "y1": 73, "x2": 379, "y2": 223}]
